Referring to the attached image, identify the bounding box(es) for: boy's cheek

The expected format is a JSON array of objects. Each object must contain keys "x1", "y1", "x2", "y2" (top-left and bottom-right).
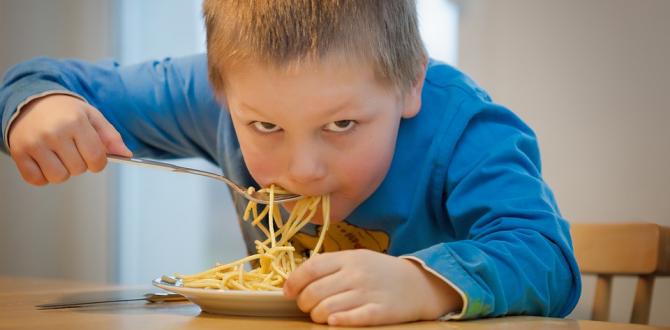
[
  {"x1": 246, "y1": 164, "x2": 278, "y2": 187},
  {"x1": 240, "y1": 150, "x2": 284, "y2": 187},
  {"x1": 340, "y1": 147, "x2": 392, "y2": 188}
]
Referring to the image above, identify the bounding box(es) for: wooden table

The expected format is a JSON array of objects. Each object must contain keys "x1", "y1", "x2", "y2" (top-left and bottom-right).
[{"x1": 0, "y1": 276, "x2": 667, "y2": 330}]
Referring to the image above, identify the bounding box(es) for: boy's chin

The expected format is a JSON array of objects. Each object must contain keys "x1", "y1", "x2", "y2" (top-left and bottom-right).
[{"x1": 309, "y1": 205, "x2": 354, "y2": 225}]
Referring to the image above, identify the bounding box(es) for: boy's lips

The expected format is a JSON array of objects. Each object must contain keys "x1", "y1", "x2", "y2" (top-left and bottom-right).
[{"x1": 271, "y1": 178, "x2": 339, "y2": 197}]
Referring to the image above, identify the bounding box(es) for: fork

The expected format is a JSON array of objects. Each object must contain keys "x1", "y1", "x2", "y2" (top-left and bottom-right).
[{"x1": 107, "y1": 155, "x2": 302, "y2": 204}]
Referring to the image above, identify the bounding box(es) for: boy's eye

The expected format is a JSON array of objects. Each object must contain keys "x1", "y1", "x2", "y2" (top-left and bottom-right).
[
  {"x1": 251, "y1": 121, "x2": 281, "y2": 133},
  {"x1": 324, "y1": 120, "x2": 356, "y2": 133}
]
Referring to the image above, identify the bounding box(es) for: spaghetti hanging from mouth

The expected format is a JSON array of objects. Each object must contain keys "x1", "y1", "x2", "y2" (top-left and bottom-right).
[{"x1": 175, "y1": 184, "x2": 330, "y2": 290}]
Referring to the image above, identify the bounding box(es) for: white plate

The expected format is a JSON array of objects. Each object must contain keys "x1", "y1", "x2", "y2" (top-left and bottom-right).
[{"x1": 152, "y1": 277, "x2": 306, "y2": 317}]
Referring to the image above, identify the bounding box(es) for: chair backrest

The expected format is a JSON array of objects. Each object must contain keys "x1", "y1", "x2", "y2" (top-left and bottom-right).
[{"x1": 570, "y1": 222, "x2": 670, "y2": 324}]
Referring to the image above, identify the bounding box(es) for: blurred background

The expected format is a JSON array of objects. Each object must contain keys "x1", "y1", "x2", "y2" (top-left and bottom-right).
[{"x1": 0, "y1": 0, "x2": 668, "y2": 325}]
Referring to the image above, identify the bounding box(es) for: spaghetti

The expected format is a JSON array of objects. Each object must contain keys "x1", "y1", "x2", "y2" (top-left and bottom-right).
[{"x1": 175, "y1": 184, "x2": 330, "y2": 290}]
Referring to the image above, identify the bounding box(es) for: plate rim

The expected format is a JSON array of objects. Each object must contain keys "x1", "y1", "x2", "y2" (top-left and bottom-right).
[{"x1": 152, "y1": 277, "x2": 307, "y2": 317}]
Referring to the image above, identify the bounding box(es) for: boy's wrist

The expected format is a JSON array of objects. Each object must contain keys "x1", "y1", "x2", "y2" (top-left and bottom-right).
[{"x1": 402, "y1": 258, "x2": 464, "y2": 320}]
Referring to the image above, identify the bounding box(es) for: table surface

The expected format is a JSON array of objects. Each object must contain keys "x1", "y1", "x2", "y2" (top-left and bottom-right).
[{"x1": 0, "y1": 276, "x2": 667, "y2": 330}]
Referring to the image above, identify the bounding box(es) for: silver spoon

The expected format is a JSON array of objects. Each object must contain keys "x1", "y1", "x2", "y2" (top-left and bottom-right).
[{"x1": 107, "y1": 155, "x2": 302, "y2": 204}]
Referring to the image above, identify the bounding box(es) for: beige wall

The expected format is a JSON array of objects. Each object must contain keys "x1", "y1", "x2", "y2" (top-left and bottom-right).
[
  {"x1": 0, "y1": 0, "x2": 118, "y2": 282},
  {"x1": 456, "y1": 0, "x2": 669, "y2": 325}
]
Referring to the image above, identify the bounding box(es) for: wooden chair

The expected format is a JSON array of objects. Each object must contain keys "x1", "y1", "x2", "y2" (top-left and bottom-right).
[{"x1": 570, "y1": 222, "x2": 670, "y2": 324}]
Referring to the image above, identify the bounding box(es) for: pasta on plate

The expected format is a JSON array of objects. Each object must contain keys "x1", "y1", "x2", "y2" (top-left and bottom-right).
[{"x1": 173, "y1": 185, "x2": 330, "y2": 291}]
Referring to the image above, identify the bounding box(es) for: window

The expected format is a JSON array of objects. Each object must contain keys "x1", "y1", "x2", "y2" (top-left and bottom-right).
[
  {"x1": 418, "y1": 0, "x2": 460, "y2": 64},
  {"x1": 115, "y1": 0, "x2": 245, "y2": 284}
]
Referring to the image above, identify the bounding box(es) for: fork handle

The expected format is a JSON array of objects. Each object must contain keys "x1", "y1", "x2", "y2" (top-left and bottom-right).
[
  {"x1": 106, "y1": 155, "x2": 300, "y2": 204},
  {"x1": 107, "y1": 155, "x2": 182, "y2": 172},
  {"x1": 107, "y1": 155, "x2": 176, "y2": 171},
  {"x1": 107, "y1": 155, "x2": 236, "y2": 188}
]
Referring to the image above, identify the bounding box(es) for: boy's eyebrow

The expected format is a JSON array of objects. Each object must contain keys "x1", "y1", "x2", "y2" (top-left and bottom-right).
[
  {"x1": 240, "y1": 99, "x2": 356, "y2": 118},
  {"x1": 239, "y1": 103, "x2": 267, "y2": 117}
]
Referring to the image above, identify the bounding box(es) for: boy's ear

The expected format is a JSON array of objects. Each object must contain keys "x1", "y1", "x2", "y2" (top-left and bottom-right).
[{"x1": 401, "y1": 57, "x2": 428, "y2": 119}]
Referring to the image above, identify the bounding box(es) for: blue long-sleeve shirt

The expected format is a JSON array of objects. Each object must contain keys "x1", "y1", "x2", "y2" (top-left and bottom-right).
[{"x1": 0, "y1": 55, "x2": 581, "y2": 319}]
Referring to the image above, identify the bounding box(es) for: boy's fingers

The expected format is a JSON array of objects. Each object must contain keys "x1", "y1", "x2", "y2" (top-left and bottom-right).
[
  {"x1": 32, "y1": 148, "x2": 70, "y2": 184},
  {"x1": 12, "y1": 153, "x2": 48, "y2": 186},
  {"x1": 54, "y1": 139, "x2": 88, "y2": 176},
  {"x1": 309, "y1": 290, "x2": 362, "y2": 324},
  {"x1": 284, "y1": 254, "x2": 340, "y2": 298},
  {"x1": 296, "y1": 271, "x2": 349, "y2": 313},
  {"x1": 85, "y1": 107, "x2": 132, "y2": 157},
  {"x1": 327, "y1": 304, "x2": 383, "y2": 327},
  {"x1": 74, "y1": 123, "x2": 108, "y2": 172}
]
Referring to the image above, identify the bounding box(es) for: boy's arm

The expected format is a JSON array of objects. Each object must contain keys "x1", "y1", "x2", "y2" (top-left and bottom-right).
[
  {"x1": 0, "y1": 54, "x2": 221, "y2": 162},
  {"x1": 405, "y1": 100, "x2": 582, "y2": 320}
]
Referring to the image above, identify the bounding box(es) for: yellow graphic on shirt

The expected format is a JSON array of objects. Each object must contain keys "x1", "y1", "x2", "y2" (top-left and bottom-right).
[{"x1": 291, "y1": 221, "x2": 390, "y2": 254}]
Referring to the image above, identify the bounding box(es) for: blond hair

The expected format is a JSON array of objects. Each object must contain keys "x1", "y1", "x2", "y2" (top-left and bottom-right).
[{"x1": 203, "y1": 0, "x2": 426, "y2": 93}]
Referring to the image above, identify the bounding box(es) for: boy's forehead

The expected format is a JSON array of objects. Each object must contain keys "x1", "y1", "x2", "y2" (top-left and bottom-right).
[
  {"x1": 217, "y1": 60, "x2": 400, "y2": 120},
  {"x1": 214, "y1": 52, "x2": 393, "y2": 96},
  {"x1": 219, "y1": 50, "x2": 372, "y2": 75}
]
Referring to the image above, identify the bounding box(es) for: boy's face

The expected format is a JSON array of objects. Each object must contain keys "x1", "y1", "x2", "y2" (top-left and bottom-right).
[{"x1": 221, "y1": 55, "x2": 423, "y2": 223}]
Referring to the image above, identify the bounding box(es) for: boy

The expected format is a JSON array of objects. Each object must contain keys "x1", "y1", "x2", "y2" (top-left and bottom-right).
[{"x1": 0, "y1": 0, "x2": 580, "y2": 326}]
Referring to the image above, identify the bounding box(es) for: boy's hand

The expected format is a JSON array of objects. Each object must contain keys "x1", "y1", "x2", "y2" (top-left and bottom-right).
[
  {"x1": 283, "y1": 249, "x2": 463, "y2": 326},
  {"x1": 7, "y1": 94, "x2": 132, "y2": 185}
]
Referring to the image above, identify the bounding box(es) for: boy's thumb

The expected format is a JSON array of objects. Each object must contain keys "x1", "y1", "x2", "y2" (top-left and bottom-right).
[
  {"x1": 86, "y1": 107, "x2": 133, "y2": 157},
  {"x1": 105, "y1": 138, "x2": 133, "y2": 157}
]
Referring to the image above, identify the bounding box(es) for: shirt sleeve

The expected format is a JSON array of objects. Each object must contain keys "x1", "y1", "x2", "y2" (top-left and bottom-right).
[
  {"x1": 0, "y1": 54, "x2": 221, "y2": 162},
  {"x1": 407, "y1": 98, "x2": 581, "y2": 320}
]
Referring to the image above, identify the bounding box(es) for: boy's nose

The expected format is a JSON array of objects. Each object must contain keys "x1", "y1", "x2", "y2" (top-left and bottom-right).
[{"x1": 286, "y1": 147, "x2": 327, "y2": 187}]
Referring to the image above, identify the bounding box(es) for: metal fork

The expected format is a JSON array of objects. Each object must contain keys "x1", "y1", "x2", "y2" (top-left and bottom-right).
[{"x1": 107, "y1": 155, "x2": 302, "y2": 204}]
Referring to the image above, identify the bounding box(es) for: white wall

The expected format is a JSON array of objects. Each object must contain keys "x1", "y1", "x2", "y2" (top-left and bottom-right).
[
  {"x1": 0, "y1": 0, "x2": 118, "y2": 282},
  {"x1": 456, "y1": 0, "x2": 670, "y2": 325}
]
